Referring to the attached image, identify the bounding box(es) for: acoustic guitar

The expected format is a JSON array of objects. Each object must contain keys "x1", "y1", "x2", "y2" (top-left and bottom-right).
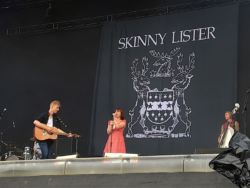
[{"x1": 34, "y1": 125, "x2": 80, "y2": 141}]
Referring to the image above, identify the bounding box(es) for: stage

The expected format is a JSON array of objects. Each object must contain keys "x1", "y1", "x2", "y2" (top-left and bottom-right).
[{"x1": 0, "y1": 154, "x2": 236, "y2": 188}]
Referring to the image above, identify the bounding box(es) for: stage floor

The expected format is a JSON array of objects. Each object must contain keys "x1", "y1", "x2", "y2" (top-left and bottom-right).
[
  {"x1": 0, "y1": 154, "x2": 238, "y2": 188},
  {"x1": 0, "y1": 154, "x2": 216, "y2": 177}
]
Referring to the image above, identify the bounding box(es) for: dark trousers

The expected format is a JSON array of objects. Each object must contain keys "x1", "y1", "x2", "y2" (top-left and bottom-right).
[{"x1": 37, "y1": 140, "x2": 54, "y2": 159}]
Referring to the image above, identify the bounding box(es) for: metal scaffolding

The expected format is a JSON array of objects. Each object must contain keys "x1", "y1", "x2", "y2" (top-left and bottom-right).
[{"x1": 0, "y1": 0, "x2": 248, "y2": 36}]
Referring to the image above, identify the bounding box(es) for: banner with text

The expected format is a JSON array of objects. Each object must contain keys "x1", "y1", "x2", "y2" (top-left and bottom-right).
[{"x1": 90, "y1": 4, "x2": 238, "y2": 156}]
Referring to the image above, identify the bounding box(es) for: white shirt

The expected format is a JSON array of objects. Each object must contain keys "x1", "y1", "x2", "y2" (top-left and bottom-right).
[{"x1": 47, "y1": 116, "x2": 53, "y2": 127}]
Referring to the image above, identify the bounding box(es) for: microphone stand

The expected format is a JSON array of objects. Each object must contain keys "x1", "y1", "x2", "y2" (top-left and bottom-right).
[
  {"x1": 242, "y1": 90, "x2": 250, "y2": 135},
  {"x1": 55, "y1": 116, "x2": 79, "y2": 156},
  {"x1": 0, "y1": 131, "x2": 8, "y2": 150},
  {"x1": 75, "y1": 137, "x2": 78, "y2": 156},
  {"x1": 0, "y1": 122, "x2": 15, "y2": 156},
  {"x1": 109, "y1": 121, "x2": 114, "y2": 153},
  {"x1": 0, "y1": 107, "x2": 11, "y2": 155},
  {"x1": 55, "y1": 116, "x2": 68, "y2": 131},
  {"x1": 110, "y1": 132, "x2": 113, "y2": 153}
]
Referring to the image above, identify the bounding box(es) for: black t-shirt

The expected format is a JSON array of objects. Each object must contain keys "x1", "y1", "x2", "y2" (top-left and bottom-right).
[{"x1": 36, "y1": 112, "x2": 61, "y2": 128}]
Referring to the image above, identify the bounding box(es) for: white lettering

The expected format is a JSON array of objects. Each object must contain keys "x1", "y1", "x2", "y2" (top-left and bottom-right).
[
  {"x1": 137, "y1": 35, "x2": 147, "y2": 47},
  {"x1": 118, "y1": 38, "x2": 126, "y2": 50},
  {"x1": 157, "y1": 33, "x2": 167, "y2": 44},
  {"x1": 118, "y1": 26, "x2": 216, "y2": 49},
  {"x1": 208, "y1": 26, "x2": 216, "y2": 39},
  {"x1": 172, "y1": 26, "x2": 216, "y2": 44},
  {"x1": 172, "y1": 31, "x2": 179, "y2": 44}
]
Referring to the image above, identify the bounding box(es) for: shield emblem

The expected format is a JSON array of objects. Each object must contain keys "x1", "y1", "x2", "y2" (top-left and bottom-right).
[{"x1": 146, "y1": 90, "x2": 174, "y2": 124}]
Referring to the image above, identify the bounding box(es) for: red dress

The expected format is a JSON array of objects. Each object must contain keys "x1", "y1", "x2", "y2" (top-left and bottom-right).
[{"x1": 103, "y1": 120, "x2": 126, "y2": 154}]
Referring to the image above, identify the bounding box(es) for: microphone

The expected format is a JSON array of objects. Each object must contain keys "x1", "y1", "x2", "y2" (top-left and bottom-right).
[
  {"x1": 0, "y1": 107, "x2": 7, "y2": 120},
  {"x1": 12, "y1": 121, "x2": 15, "y2": 128},
  {"x1": 56, "y1": 116, "x2": 67, "y2": 128},
  {"x1": 232, "y1": 103, "x2": 240, "y2": 114}
]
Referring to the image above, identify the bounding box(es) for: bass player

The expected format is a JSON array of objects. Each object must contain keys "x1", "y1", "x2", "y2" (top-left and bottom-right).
[{"x1": 218, "y1": 111, "x2": 239, "y2": 148}]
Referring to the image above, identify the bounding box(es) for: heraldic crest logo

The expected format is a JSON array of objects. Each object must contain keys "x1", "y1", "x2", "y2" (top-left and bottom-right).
[{"x1": 126, "y1": 47, "x2": 195, "y2": 139}]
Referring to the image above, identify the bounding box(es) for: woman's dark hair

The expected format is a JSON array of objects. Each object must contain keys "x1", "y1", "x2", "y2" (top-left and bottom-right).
[{"x1": 116, "y1": 108, "x2": 125, "y2": 120}]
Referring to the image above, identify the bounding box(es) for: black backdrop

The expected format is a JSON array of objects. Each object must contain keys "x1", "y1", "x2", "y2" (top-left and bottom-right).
[
  {"x1": 90, "y1": 4, "x2": 238, "y2": 156},
  {"x1": 0, "y1": 29, "x2": 100, "y2": 156},
  {"x1": 238, "y1": 3, "x2": 250, "y2": 137},
  {"x1": 0, "y1": 1, "x2": 249, "y2": 157}
]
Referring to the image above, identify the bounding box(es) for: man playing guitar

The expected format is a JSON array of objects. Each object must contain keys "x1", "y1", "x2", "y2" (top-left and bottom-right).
[{"x1": 33, "y1": 100, "x2": 73, "y2": 159}]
